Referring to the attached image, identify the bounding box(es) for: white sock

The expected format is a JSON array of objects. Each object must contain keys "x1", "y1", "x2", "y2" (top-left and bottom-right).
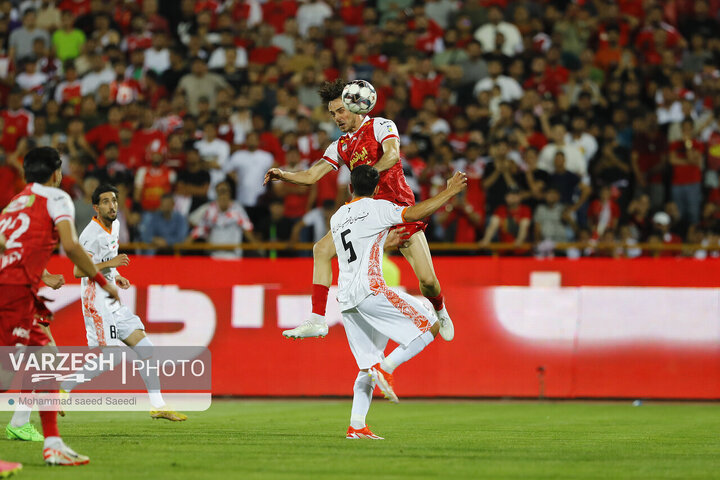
[
  {"x1": 350, "y1": 371, "x2": 374, "y2": 429},
  {"x1": 148, "y1": 391, "x2": 165, "y2": 409},
  {"x1": 132, "y1": 337, "x2": 166, "y2": 409},
  {"x1": 10, "y1": 402, "x2": 32, "y2": 427},
  {"x1": 310, "y1": 313, "x2": 325, "y2": 324},
  {"x1": 381, "y1": 331, "x2": 434, "y2": 374},
  {"x1": 131, "y1": 336, "x2": 154, "y2": 359},
  {"x1": 44, "y1": 436, "x2": 62, "y2": 449}
]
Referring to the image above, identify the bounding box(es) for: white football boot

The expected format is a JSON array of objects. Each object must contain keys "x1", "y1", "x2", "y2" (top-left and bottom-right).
[
  {"x1": 435, "y1": 306, "x2": 455, "y2": 341},
  {"x1": 282, "y1": 314, "x2": 329, "y2": 339},
  {"x1": 44, "y1": 440, "x2": 90, "y2": 466}
]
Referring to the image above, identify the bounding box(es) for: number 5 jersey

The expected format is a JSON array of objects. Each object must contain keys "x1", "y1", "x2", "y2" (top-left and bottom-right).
[{"x1": 329, "y1": 197, "x2": 407, "y2": 311}]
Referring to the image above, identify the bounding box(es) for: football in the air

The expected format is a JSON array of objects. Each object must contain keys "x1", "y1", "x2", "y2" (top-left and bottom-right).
[{"x1": 341, "y1": 80, "x2": 377, "y2": 114}]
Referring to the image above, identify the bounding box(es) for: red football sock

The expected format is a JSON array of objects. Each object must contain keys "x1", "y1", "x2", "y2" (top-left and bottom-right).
[
  {"x1": 311, "y1": 284, "x2": 329, "y2": 316},
  {"x1": 40, "y1": 409, "x2": 59, "y2": 438},
  {"x1": 426, "y1": 293, "x2": 445, "y2": 311}
]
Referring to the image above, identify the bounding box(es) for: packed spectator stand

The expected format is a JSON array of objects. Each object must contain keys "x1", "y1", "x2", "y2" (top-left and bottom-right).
[{"x1": 1, "y1": 0, "x2": 719, "y2": 258}]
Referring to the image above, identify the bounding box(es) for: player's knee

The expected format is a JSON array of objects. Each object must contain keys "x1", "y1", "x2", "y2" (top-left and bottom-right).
[
  {"x1": 313, "y1": 240, "x2": 333, "y2": 260},
  {"x1": 354, "y1": 371, "x2": 372, "y2": 391}
]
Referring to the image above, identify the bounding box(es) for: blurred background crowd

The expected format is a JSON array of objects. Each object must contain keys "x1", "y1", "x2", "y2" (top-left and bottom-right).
[{"x1": 1, "y1": 0, "x2": 720, "y2": 258}]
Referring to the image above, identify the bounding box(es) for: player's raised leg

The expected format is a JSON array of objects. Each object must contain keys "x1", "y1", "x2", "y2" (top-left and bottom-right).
[
  {"x1": 399, "y1": 231, "x2": 454, "y2": 341},
  {"x1": 360, "y1": 289, "x2": 442, "y2": 402},
  {"x1": 282, "y1": 232, "x2": 335, "y2": 339},
  {"x1": 378, "y1": 322, "x2": 440, "y2": 377}
]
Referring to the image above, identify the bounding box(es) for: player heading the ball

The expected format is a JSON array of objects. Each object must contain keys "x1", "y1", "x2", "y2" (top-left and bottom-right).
[{"x1": 264, "y1": 79, "x2": 455, "y2": 342}]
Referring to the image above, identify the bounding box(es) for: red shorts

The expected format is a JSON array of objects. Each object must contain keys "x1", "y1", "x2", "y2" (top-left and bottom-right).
[
  {"x1": 389, "y1": 221, "x2": 427, "y2": 238},
  {"x1": 0, "y1": 285, "x2": 52, "y2": 346},
  {"x1": 0, "y1": 285, "x2": 34, "y2": 346}
]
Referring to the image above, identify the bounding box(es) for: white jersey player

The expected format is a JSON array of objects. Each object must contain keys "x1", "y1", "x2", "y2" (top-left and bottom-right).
[
  {"x1": 331, "y1": 165, "x2": 467, "y2": 440},
  {"x1": 73, "y1": 184, "x2": 187, "y2": 422},
  {"x1": 79, "y1": 215, "x2": 139, "y2": 347}
]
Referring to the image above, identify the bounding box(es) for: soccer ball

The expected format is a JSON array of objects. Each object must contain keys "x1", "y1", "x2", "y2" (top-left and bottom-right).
[{"x1": 342, "y1": 80, "x2": 377, "y2": 114}]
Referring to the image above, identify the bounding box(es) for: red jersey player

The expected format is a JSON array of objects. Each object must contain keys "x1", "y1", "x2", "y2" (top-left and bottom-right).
[
  {"x1": 0, "y1": 146, "x2": 120, "y2": 466},
  {"x1": 264, "y1": 79, "x2": 454, "y2": 341}
]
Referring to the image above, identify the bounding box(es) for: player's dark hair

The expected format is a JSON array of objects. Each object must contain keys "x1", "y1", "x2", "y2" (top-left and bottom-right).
[
  {"x1": 318, "y1": 79, "x2": 345, "y2": 104},
  {"x1": 92, "y1": 184, "x2": 119, "y2": 205},
  {"x1": 350, "y1": 165, "x2": 380, "y2": 197},
  {"x1": 23, "y1": 147, "x2": 62, "y2": 184}
]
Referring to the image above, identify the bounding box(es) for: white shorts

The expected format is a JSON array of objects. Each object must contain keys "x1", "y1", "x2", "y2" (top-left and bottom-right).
[
  {"x1": 83, "y1": 304, "x2": 145, "y2": 347},
  {"x1": 341, "y1": 289, "x2": 436, "y2": 370}
]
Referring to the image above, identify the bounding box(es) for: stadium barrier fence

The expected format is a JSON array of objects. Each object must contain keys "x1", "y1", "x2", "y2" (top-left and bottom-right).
[
  {"x1": 39, "y1": 255, "x2": 720, "y2": 399},
  {"x1": 117, "y1": 241, "x2": 720, "y2": 256}
]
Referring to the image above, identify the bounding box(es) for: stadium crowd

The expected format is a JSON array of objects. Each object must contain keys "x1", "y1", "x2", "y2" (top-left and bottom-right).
[{"x1": 0, "y1": 0, "x2": 720, "y2": 258}]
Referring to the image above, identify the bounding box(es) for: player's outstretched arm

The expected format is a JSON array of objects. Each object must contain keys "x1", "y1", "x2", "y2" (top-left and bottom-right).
[
  {"x1": 403, "y1": 172, "x2": 468, "y2": 223},
  {"x1": 56, "y1": 221, "x2": 120, "y2": 303},
  {"x1": 73, "y1": 254, "x2": 130, "y2": 278},
  {"x1": 0, "y1": 233, "x2": 5, "y2": 254},
  {"x1": 263, "y1": 159, "x2": 334, "y2": 186}
]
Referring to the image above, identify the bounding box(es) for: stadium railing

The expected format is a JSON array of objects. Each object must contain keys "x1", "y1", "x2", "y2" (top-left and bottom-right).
[{"x1": 117, "y1": 242, "x2": 720, "y2": 256}]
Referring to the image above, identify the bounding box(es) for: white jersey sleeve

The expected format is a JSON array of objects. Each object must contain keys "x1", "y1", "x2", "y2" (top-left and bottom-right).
[
  {"x1": 373, "y1": 117, "x2": 399, "y2": 145},
  {"x1": 322, "y1": 140, "x2": 341, "y2": 170},
  {"x1": 45, "y1": 188, "x2": 75, "y2": 226},
  {"x1": 373, "y1": 199, "x2": 406, "y2": 229}
]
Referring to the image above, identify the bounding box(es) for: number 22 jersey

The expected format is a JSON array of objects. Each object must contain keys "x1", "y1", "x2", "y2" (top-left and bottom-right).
[{"x1": 0, "y1": 183, "x2": 75, "y2": 287}]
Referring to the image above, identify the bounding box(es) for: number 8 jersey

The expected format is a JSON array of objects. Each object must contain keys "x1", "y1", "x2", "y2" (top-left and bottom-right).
[
  {"x1": 330, "y1": 197, "x2": 407, "y2": 311},
  {"x1": 0, "y1": 183, "x2": 75, "y2": 287},
  {"x1": 79, "y1": 217, "x2": 121, "y2": 314}
]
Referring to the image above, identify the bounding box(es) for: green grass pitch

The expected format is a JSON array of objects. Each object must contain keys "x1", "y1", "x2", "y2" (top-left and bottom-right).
[{"x1": 2, "y1": 400, "x2": 719, "y2": 479}]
